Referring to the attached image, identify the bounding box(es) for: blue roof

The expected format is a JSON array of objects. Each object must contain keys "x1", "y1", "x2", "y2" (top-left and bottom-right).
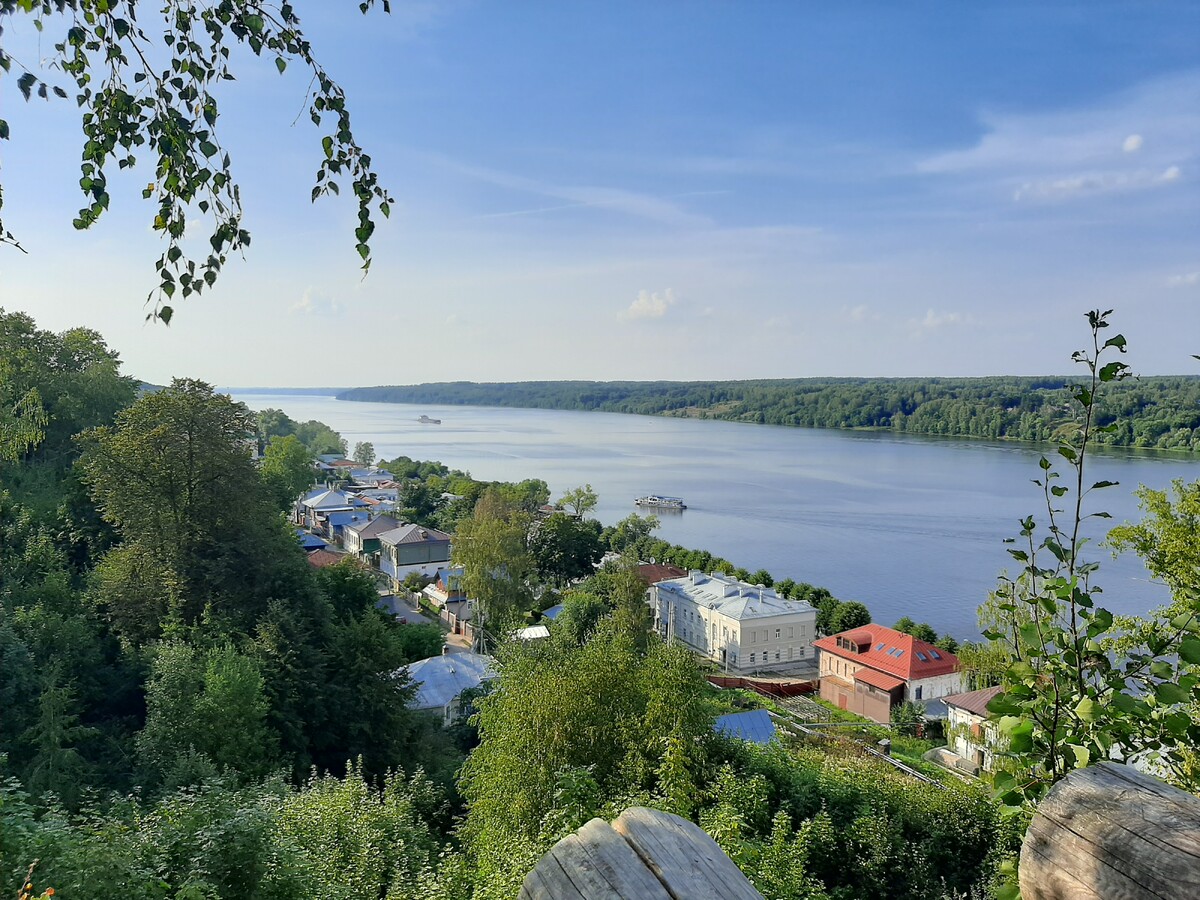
[
  {"x1": 295, "y1": 530, "x2": 327, "y2": 550},
  {"x1": 542, "y1": 603, "x2": 565, "y2": 621},
  {"x1": 327, "y1": 511, "x2": 370, "y2": 528},
  {"x1": 713, "y1": 709, "x2": 776, "y2": 745}
]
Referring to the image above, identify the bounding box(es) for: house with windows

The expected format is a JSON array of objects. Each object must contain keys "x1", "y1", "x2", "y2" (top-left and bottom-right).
[
  {"x1": 942, "y1": 685, "x2": 1004, "y2": 774},
  {"x1": 379, "y1": 523, "x2": 452, "y2": 589},
  {"x1": 342, "y1": 514, "x2": 401, "y2": 561},
  {"x1": 649, "y1": 571, "x2": 818, "y2": 675},
  {"x1": 813, "y1": 624, "x2": 962, "y2": 723}
]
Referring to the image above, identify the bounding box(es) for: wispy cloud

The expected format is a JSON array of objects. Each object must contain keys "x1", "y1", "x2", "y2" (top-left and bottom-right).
[
  {"x1": 845, "y1": 304, "x2": 881, "y2": 324},
  {"x1": 910, "y1": 308, "x2": 973, "y2": 336},
  {"x1": 1013, "y1": 165, "x2": 1182, "y2": 202},
  {"x1": 432, "y1": 156, "x2": 712, "y2": 228},
  {"x1": 1167, "y1": 271, "x2": 1200, "y2": 288},
  {"x1": 919, "y1": 70, "x2": 1199, "y2": 204},
  {"x1": 290, "y1": 287, "x2": 340, "y2": 316},
  {"x1": 619, "y1": 288, "x2": 678, "y2": 322}
]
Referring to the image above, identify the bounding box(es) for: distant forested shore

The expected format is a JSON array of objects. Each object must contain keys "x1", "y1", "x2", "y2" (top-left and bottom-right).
[{"x1": 337, "y1": 376, "x2": 1200, "y2": 451}]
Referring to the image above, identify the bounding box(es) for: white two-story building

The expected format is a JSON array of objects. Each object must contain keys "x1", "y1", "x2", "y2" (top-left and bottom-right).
[{"x1": 650, "y1": 571, "x2": 818, "y2": 674}]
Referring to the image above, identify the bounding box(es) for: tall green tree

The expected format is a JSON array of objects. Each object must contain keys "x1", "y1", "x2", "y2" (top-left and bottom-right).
[
  {"x1": 80, "y1": 379, "x2": 308, "y2": 633},
  {"x1": 453, "y1": 491, "x2": 534, "y2": 648},
  {"x1": 528, "y1": 512, "x2": 604, "y2": 585},
  {"x1": 828, "y1": 601, "x2": 871, "y2": 633},
  {"x1": 352, "y1": 441, "x2": 376, "y2": 467},
  {"x1": 261, "y1": 434, "x2": 315, "y2": 509},
  {"x1": 557, "y1": 483, "x2": 598, "y2": 518},
  {"x1": 138, "y1": 642, "x2": 280, "y2": 787},
  {"x1": 459, "y1": 619, "x2": 714, "y2": 894},
  {"x1": 20, "y1": 672, "x2": 96, "y2": 807}
]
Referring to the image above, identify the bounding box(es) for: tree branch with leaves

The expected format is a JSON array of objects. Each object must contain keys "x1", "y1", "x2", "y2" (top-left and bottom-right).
[{"x1": 0, "y1": 0, "x2": 393, "y2": 323}]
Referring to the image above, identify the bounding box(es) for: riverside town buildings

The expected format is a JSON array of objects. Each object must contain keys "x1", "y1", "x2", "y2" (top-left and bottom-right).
[{"x1": 650, "y1": 571, "x2": 818, "y2": 675}]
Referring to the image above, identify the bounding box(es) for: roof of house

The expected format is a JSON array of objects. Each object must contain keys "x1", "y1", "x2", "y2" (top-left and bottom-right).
[
  {"x1": 655, "y1": 571, "x2": 817, "y2": 622},
  {"x1": 295, "y1": 530, "x2": 327, "y2": 550},
  {"x1": 515, "y1": 625, "x2": 551, "y2": 641},
  {"x1": 542, "y1": 603, "x2": 565, "y2": 621},
  {"x1": 306, "y1": 549, "x2": 346, "y2": 569},
  {"x1": 713, "y1": 709, "x2": 777, "y2": 745},
  {"x1": 379, "y1": 523, "x2": 452, "y2": 546},
  {"x1": 813, "y1": 623, "x2": 960, "y2": 681},
  {"x1": 301, "y1": 489, "x2": 352, "y2": 510},
  {"x1": 326, "y1": 510, "x2": 370, "y2": 529},
  {"x1": 404, "y1": 653, "x2": 495, "y2": 710},
  {"x1": 854, "y1": 667, "x2": 907, "y2": 692},
  {"x1": 942, "y1": 685, "x2": 1003, "y2": 717},
  {"x1": 638, "y1": 563, "x2": 688, "y2": 585},
  {"x1": 344, "y1": 514, "x2": 401, "y2": 539}
]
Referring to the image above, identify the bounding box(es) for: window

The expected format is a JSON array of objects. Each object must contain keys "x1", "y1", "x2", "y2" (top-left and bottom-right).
[
  {"x1": 875, "y1": 642, "x2": 886, "y2": 651},
  {"x1": 751, "y1": 631, "x2": 757, "y2": 644},
  {"x1": 916, "y1": 652, "x2": 928, "y2": 661},
  {"x1": 775, "y1": 628, "x2": 781, "y2": 640},
  {"x1": 929, "y1": 649, "x2": 942, "y2": 659},
  {"x1": 788, "y1": 626, "x2": 794, "y2": 638},
  {"x1": 750, "y1": 653, "x2": 756, "y2": 664},
  {"x1": 775, "y1": 651, "x2": 780, "y2": 661},
  {"x1": 915, "y1": 686, "x2": 923, "y2": 700}
]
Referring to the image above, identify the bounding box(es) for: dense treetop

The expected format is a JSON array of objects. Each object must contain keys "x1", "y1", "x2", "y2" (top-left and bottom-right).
[{"x1": 340, "y1": 375, "x2": 1200, "y2": 451}]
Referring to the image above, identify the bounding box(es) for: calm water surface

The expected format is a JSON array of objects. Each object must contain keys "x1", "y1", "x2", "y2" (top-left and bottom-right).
[{"x1": 232, "y1": 392, "x2": 1200, "y2": 640}]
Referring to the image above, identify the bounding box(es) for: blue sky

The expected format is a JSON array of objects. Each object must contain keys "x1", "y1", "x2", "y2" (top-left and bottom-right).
[{"x1": 2, "y1": 2, "x2": 1198, "y2": 385}]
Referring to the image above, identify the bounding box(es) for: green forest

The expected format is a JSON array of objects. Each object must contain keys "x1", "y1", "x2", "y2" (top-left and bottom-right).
[{"x1": 340, "y1": 374, "x2": 1200, "y2": 451}]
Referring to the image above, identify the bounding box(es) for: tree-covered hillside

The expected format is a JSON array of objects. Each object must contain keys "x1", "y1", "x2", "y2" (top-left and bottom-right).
[{"x1": 339, "y1": 375, "x2": 1200, "y2": 451}]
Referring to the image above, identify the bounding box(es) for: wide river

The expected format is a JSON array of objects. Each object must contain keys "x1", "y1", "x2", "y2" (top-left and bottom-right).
[{"x1": 231, "y1": 392, "x2": 1200, "y2": 640}]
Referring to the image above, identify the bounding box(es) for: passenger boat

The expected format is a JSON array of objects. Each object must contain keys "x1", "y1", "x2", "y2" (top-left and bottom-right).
[{"x1": 635, "y1": 495, "x2": 686, "y2": 510}]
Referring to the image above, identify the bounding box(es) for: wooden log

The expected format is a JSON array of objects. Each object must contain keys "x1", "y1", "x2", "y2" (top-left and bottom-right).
[
  {"x1": 612, "y1": 807, "x2": 763, "y2": 900},
  {"x1": 519, "y1": 807, "x2": 763, "y2": 900},
  {"x1": 1019, "y1": 761, "x2": 1200, "y2": 900}
]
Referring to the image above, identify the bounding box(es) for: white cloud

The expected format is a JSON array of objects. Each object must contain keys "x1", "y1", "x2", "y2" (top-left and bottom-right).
[
  {"x1": 1123, "y1": 133, "x2": 1143, "y2": 153},
  {"x1": 911, "y1": 309, "x2": 972, "y2": 333},
  {"x1": 1167, "y1": 271, "x2": 1200, "y2": 288},
  {"x1": 846, "y1": 304, "x2": 880, "y2": 324},
  {"x1": 619, "y1": 288, "x2": 677, "y2": 322},
  {"x1": 290, "y1": 287, "x2": 339, "y2": 316},
  {"x1": 1013, "y1": 165, "x2": 1183, "y2": 202}
]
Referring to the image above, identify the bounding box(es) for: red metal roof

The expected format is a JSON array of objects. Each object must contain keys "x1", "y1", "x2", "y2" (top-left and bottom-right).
[
  {"x1": 813, "y1": 623, "x2": 959, "y2": 681},
  {"x1": 853, "y1": 668, "x2": 906, "y2": 691},
  {"x1": 638, "y1": 564, "x2": 687, "y2": 585}
]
